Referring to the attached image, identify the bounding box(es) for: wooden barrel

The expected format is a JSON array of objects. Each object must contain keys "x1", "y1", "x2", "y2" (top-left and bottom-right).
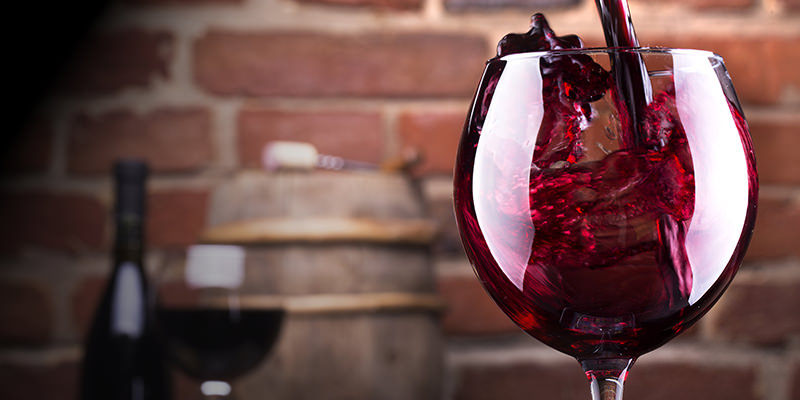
[{"x1": 201, "y1": 171, "x2": 443, "y2": 400}]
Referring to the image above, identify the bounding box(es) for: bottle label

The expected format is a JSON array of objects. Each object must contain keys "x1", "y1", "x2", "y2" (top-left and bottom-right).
[{"x1": 111, "y1": 262, "x2": 144, "y2": 336}]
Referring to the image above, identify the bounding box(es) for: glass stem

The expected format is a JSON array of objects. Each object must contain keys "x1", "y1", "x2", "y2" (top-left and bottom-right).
[{"x1": 581, "y1": 358, "x2": 634, "y2": 400}]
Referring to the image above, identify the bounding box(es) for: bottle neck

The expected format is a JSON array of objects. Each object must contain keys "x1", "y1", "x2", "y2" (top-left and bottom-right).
[
  {"x1": 113, "y1": 213, "x2": 144, "y2": 267},
  {"x1": 112, "y1": 162, "x2": 147, "y2": 267}
]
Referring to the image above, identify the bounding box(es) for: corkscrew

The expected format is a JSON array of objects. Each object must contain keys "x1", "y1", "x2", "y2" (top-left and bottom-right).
[{"x1": 261, "y1": 141, "x2": 421, "y2": 172}]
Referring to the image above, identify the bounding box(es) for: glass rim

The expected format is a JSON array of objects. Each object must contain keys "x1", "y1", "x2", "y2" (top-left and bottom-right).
[{"x1": 497, "y1": 46, "x2": 721, "y2": 62}]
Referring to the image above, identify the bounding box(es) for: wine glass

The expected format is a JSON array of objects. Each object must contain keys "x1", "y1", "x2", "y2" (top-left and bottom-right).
[
  {"x1": 453, "y1": 48, "x2": 758, "y2": 399},
  {"x1": 155, "y1": 245, "x2": 285, "y2": 399}
]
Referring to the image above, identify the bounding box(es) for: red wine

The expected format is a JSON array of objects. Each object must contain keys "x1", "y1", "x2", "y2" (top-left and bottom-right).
[
  {"x1": 157, "y1": 307, "x2": 284, "y2": 381},
  {"x1": 498, "y1": 3, "x2": 651, "y2": 150},
  {"x1": 594, "y1": 0, "x2": 653, "y2": 149},
  {"x1": 454, "y1": 44, "x2": 758, "y2": 360},
  {"x1": 79, "y1": 160, "x2": 170, "y2": 400},
  {"x1": 497, "y1": 14, "x2": 585, "y2": 56},
  {"x1": 594, "y1": 0, "x2": 638, "y2": 48}
]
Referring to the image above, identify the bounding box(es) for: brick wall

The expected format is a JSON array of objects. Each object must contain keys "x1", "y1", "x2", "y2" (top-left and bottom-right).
[{"x1": 1, "y1": 0, "x2": 799, "y2": 399}]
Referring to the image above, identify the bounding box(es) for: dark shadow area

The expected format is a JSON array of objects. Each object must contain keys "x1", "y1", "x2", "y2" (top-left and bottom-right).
[{"x1": 4, "y1": 1, "x2": 112, "y2": 158}]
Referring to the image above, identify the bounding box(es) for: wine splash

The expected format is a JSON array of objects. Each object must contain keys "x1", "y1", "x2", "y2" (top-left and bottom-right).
[
  {"x1": 496, "y1": 1, "x2": 653, "y2": 149},
  {"x1": 497, "y1": 13, "x2": 584, "y2": 56}
]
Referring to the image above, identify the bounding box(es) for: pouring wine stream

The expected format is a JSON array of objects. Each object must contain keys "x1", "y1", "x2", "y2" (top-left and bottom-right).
[
  {"x1": 594, "y1": 0, "x2": 653, "y2": 147},
  {"x1": 585, "y1": 1, "x2": 651, "y2": 398}
]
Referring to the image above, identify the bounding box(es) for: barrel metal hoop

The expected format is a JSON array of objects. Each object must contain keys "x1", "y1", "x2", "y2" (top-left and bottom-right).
[{"x1": 220, "y1": 293, "x2": 445, "y2": 314}]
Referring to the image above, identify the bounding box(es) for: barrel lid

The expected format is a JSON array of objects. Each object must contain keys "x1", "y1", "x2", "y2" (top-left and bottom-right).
[{"x1": 201, "y1": 217, "x2": 438, "y2": 245}]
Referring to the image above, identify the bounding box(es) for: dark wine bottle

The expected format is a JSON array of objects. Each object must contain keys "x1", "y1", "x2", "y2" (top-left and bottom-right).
[{"x1": 79, "y1": 160, "x2": 170, "y2": 400}]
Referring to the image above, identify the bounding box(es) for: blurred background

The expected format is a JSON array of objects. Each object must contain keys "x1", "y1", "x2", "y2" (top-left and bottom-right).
[{"x1": 1, "y1": 0, "x2": 798, "y2": 399}]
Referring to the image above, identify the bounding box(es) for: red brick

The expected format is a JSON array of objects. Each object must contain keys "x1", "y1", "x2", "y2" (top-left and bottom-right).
[
  {"x1": 746, "y1": 193, "x2": 800, "y2": 260},
  {"x1": 72, "y1": 276, "x2": 106, "y2": 338},
  {"x1": 455, "y1": 361, "x2": 588, "y2": 400},
  {"x1": 295, "y1": 0, "x2": 422, "y2": 10},
  {"x1": 237, "y1": 108, "x2": 383, "y2": 168},
  {"x1": 437, "y1": 275, "x2": 519, "y2": 335},
  {"x1": 446, "y1": 0, "x2": 579, "y2": 11},
  {"x1": 631, "y1": 0, "x2": 754, "y2": 10},
  {"x1": 127, "y1": 0, "x2": 241, "y2": 4},
  {"x1": 59, "y1": 29, "x2": 173, "y2": 95},
  {"x1": 641, "y1": 36, "x2": 800, "y2": 105},
  {"x1": 777, "y1": 0, "x2": 800, "y2": 11},
  {"x1": 0, "y1": 280, "x2": 52, "y2": 346},
  {"x1": 67, "y1": 108, "x2": 213, "y2": 174},
  {"x1": 1, "y1": 118, "x2": 52, "y2": 174},
  {"x1": 0, "y1": 361, "x2": 78, "y2": 400},
  {"x1": 625, "y1": 360, "x2": 758, "y2": 400},
  {"x1": 710, "y1": 277, "x2": 800, "y2": 345},
  {"x1": 748, "y1": 117, "x2": 800, "y2": 185},
  {"x1": 194, "y1": 31, "x2": 490, "y2": 97},
  {"x1": 148, "y1": 189, "x2": 209, "y2": 247},
  {"x1": 71, "y1": 190, "x2": 208, "y2": 331},
  {"x1": 0, "y1": 191, "x2": 106, "y2": 254},
  {"x1": 397, "y1": 111, "x2": 465, "y2": 175},
  {"x1": 774, "y1": 37, "x2": 800, "y2": 97}
]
